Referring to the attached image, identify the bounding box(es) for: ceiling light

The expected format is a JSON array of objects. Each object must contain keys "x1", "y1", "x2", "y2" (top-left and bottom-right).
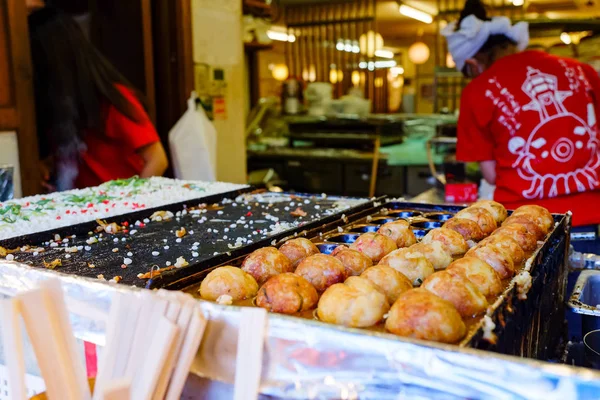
[
  {"x1": 399, "y1": 4, "x2": 433, "y2": 24},
  {"x1": 512, "y1": 0, "x2": 524, "y2": 6},
  {"x1": 267, "y1": 30, "x2": 296, "y2": 42},
  {"x1": 359, "y1": 60, "x2": 397, "y2": 69},
  {"x1": 560, "y1": 32, "x2": 572, "y2": 45},
  {"x1": 375, "y1": 49, "x2": 395, "y2": 59}
]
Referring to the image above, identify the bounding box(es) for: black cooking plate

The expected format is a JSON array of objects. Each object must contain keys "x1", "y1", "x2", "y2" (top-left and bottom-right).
[{"x1": 1, "y1": 189, "x2": 379, "y2": 287}]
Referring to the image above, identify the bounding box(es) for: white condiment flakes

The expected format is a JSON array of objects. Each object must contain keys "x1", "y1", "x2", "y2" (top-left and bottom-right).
[
  {"x1": 174, "y1": 256, "x2": 189, "y2": 268},
  {"x1": 192, "y1": 246, "x2": 199, "y2": 251},
  {"x1": 127, "y1": 252, "x2": 133, "y2": 257},
  {"x1": 166, "y1": 261, "x2": 172, "y2": 266},
  {"x1": 164, "y1": 245, "x2": 170, "y2": 250},
  {"x1": 224, "y1": 228, "x2": 229, "y2": 233},
  {"x1": 113, "y1": 238, "x2": 119, "y2": 243},
  {"x1": 65, "y1": 254, "x2": 71, "y2": 259},
  {"x1": 192, "y1": 252, "x2": 199, "y2": 257},
  {"x1": 85, "y1": 246, "x2": 91, "y2": 251},
  {"x1": 193, "y1": 242, "x2": 199, "y2": 246},
  {"x1": 112, "y1": 248, "x2": 119, "y2": 253},
  {"x1": 152, "y1": 251, "x2": 160, "y2": 256},
  {"x1": 5, "y1": 254, "x2": 14, "y2": 261},
  {"x1": 315, "y1": 205, "x2": 320, "y2": 210},
  {"x1": 176, "y1": 238, "x2": 182, "y2": 243},
  {"x1": 129, "y1": 229, "x2": 137, "y2": 235},
  {"x1": 216, "y1": 294, "x2": 233, "y2": 305},
  {"x1": 50, "y1": 242, "x2": 58, "y2": 248},
  {"x1": 64, "y1": 247, "x2": 78, "y2": 253},
  {"x1": 123, "y1": 258, "x2": 132, "y2": 265},
  {"x1": 217, "y1": 211, "x2": 224, "y2": 215},
  {"x1": 482, "y1": 315, "x2": 497, "y2": 342}
]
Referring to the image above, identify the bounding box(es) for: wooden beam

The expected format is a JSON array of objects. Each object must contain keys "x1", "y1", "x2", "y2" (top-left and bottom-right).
[{"x1": 6, "y1": 0, "x2": 42, "y2": 196}]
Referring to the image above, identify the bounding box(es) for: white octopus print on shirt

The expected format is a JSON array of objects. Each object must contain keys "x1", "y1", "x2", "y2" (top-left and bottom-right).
[{"x1": 498, "y1": 66, "x2": 600, "y2": 200}]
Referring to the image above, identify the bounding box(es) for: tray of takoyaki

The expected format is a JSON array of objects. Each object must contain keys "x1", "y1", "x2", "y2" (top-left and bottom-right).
[{"x1": 169, "y1": 199, "x2": 570, "y2": 356}]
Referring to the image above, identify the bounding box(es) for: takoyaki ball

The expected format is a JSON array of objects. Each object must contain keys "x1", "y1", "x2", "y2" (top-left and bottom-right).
[
  {"x1": 317, "y1": 276, "x2": 389, "y2": 328},
  {"x1": 466, "y1": 244, "x2": 515, "y2": 279},
  {"x1": 360, "y1": 265, "x2": 412, "y2": 304},
  {"x1": 421, "y1": 270, "x2": 488, "y2": 317},
  {"x1": 409, "y1": 241, "x2": 453, "y2": 270},
  {"x1": 279, "y1": 238, "x2": 320, "y2": 268},
  {"x1": 378, "y1": 248, "x2": 435, "y2": 286},
  {"x1": 199, "y1": 266, "x2": 259, "y2": 302},
  {"x1": 377, "y1": 220, "x2": 417, "y2": 248},
  {"x1": 446, "y1": 257, "x2": 503, "y2": 298},
  {"x1": 295, "y1": 254, "x2": 347, "y2": 292},
  {"x1": 443, "y1": 218, "x2": 486, "y2": 243},
  {"x1": 511, "y1": 205, "x2": 554, "y2": 234},
  {"x1": 455, "y1": 207, "x2": 497, "y2": 236},
  {"x1": 492, "y1": 224, "x2": 538, "y2": 252},
  {"x1": 478, "y1": 234, "x2": 526, "y2": 265},
  {"x1": 502, "y1": 215, "x2": 546, "y2": 240},
  {"x1": 422, "y1": 228, "x2": 469, "y2": 256},
  {"x1": 241, "y1": 247, "x2": 293, "y2": 285},
  {"x1": 350, "y1": 232, "x2": 397, "y2": 263},
  {"x1": 255, "y1": 273, "x2": 318, "y2": 314},
  {"x1": 332, "y1": 247, "x2": 373, "y2": 276},
  {"x1": 472, "y1": 200, "x2": 508, "y2": 224},
  {"x1": 385, "y1": 289, "x2": 466, "y2": 344}
]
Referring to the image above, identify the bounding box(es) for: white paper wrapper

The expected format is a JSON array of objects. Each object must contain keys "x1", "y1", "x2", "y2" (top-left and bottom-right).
[{"x1": 1, "y1": 261, "x2": 600, "y2": 399}]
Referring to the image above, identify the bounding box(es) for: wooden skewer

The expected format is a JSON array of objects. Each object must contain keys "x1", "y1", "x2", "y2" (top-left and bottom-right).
[
  {"x1": 233, "y1": 308, "x2": 268, "y2": 400},
  {"x1": 164, "y1": 301, "x2": 206, "y2": 400},
  {"x1": 0, "y1": 299, "x2": 26, "y2": 400}
]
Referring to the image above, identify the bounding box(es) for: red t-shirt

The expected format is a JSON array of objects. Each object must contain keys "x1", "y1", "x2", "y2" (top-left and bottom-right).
[
  {"x1": 458, "y1": 50, "x2": 600, "y2": 226},
  {"x1": 75, "y1": 85, "x2": 160, "y2": 188}
]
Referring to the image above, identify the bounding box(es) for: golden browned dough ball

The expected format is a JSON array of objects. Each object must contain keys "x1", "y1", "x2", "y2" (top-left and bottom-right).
[
  {"x1": 472, "y1": 200, "x2": 508, "y2": 224},
  {"x1": 255, "y1": 273, "x2": 318, "y2": 314},
  {"x1": 455, "y1": 207, "x2": 497, "y2": 236},
  {"x1": 478, "y1": 234, "x2": 526, "y2": 265},
  {"x1": 317, "y1": 276, "x2": 389, "y2": 328},
  {"x1": 377, "y1": 220, "x2": 417, "y2": 248},
  {"x1": 385, "y1": 289, "x2": 466, "y2": 343},
  {"x1": 422, "y1": 228, "x2": 469, "y2": 256},
  {"x1": 378, "y1": 247, "x2": 434, "y2": 286},
  {"x1": 241, "y1": 247, "x2": 293, "y2": 285},
  {"x1": 360, "y1": 264, "x2": 412, "y2": 304},
  {"x1": 492, "y1": 224, "x2": 538, "y2": 252},
  {"x1": 421, "y1": 270, "x2": 488, "y2": 317},
  {"x1": 502, "y1": 215, "x2": 546, "y2": 240},
  {"x1": 349, "y1": 232, "x2": 398, "y2": 263},
  {"x1": 443, "y1": 218, "x2": 486, "y2": 242},
  {"x1": 295, "y1": 254, "x2": 348, "y2": 292},
  {"x1": 279, "y1": 238, "x2": 320, "y2": 268},
  {"x1": 199, "y1": 266, "x2": 259, "y2": 302},
  {"x1": 331, "y1": 246, "x2": 373, "y2": 276},
  {"x1": 446, "y1": 257, "x2": 503, "y2": 298},
  {"x1": 466, "y1": 244, "x2": 515, "y2": 279},
  {"x1": 409, "y1": 241, "x2": 453, "y2": 270},
  {"x1": 512, "y1": 205, "x2": 554, "y2": 233}
]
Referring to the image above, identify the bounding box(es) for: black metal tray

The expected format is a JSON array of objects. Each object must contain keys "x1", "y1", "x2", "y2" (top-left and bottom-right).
[
  {"x1": 0, "y1": 189, "x2": 379, "y2": 287},
  {"x1": 171, "y1": 200, "x2": 571, "y2": 359}
]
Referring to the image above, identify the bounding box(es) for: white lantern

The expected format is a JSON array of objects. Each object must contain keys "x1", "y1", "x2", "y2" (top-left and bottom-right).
[
  {"x1": 359, "y1": 31, "x2": 384, "y2": 57},
  {"x1": 272, "y1": 64, "x2": 289, "y2": 81},
  {"x1": 446, "y1": 53, "x2": 456, "y2": 68},
  {"x1": 351, "y1": 70, "x2": 361, "y2": 86},
  {"x1": 408, "y1": 41, "x2": 430, "y2": 65}
]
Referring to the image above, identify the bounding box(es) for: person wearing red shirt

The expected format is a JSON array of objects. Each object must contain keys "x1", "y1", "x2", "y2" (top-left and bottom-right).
[
  {"x1": 444, "y1": 0, "x2": 600, "y2": 235},
  {"x1": 28, "y1": 8, "x2": 168, "y2": 191}
]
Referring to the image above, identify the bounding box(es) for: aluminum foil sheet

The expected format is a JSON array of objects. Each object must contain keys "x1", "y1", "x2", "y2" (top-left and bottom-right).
[{"x1": 1, "y1": 261, "x2": 600, "y2": 399}]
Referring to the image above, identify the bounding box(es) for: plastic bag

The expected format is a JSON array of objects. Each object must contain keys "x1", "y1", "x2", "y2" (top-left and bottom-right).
[{"x1": 169, "y1": 92, "x2": 217, "y2": 181}]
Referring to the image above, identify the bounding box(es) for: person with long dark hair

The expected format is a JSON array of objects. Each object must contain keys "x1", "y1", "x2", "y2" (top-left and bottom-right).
[
  {"x1": 444, "y1": 0, "x2": 600, "y2": 238},
  {"x1": 28, "y1": 7, "x2": 168, "y2": 191}
]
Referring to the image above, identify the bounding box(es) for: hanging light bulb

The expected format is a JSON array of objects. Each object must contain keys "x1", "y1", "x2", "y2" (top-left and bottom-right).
[
  {"x1": 408, "y1": 41, "x2": 430, "y2": 65},
  {"x1": 359, "y1": 31, "x2": 384, "y2": 57},
  {"x1": 446, "y1": 53, "x2": 456, "y2": 68},
  {"x1": 308, "y1": 65, "x2": 316, "y2": 82},
  {"x1": 374, "y1": 77, "x2": 384, "y2": 88},
  {"x1": 560, "y1": 32, "x2": 572, "y2": 45},
  {"x1": 272, "y1": 64, "x2": 289, "y2": 81},
  {"x1": 351, "y1": 71, "x2": 361, "y2": 86}
]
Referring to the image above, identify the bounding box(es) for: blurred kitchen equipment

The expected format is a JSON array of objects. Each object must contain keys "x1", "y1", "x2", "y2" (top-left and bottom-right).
[
  {"x1": 0, "y1": 165, "x2": 14, "y2": 201},
  {"x1": 305, "y1": 82, "x2": 333, "y2": 116},
  {"x1": 584, "y1": 329, "x2": 600, "y2": 369},
  {"x1": 281, "y1": 79, "x2": 303, "y2": 115}
]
